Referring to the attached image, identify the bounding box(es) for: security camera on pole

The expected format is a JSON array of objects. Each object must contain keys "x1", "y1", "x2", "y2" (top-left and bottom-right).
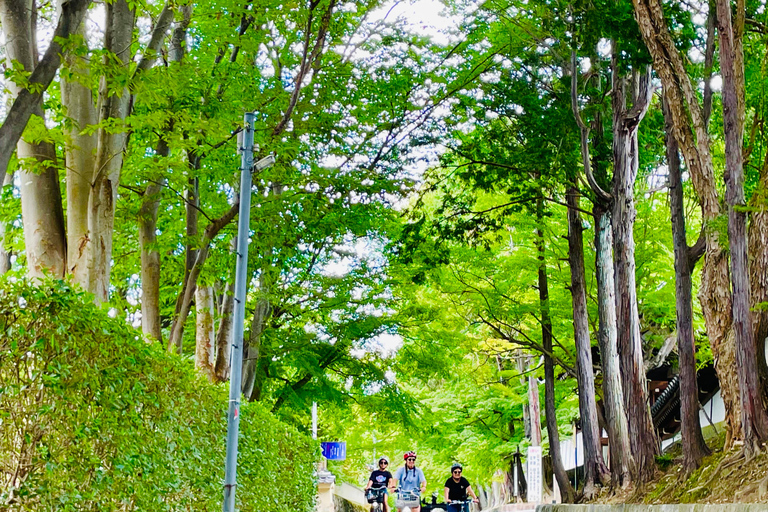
[{"x1": 222, "y1": 112, "x2": 275, "y2": 512}]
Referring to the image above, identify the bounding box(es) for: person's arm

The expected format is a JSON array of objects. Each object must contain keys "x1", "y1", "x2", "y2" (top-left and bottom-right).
[
  {"x1": 365, "y1": 478, "x2": 373, "y2": 491},
  {"x1": 387, "y1": 476, "x2": 395, "y2": 491},
  {"x1": 419, "y1": 471, "x2": 427, "y2": 492},
  {"x1": 444, "y1": 487, "x2": 450, "y2": 503},
  {"x1": 466, "y1": 484, "x2": 478, "y2": 502}
]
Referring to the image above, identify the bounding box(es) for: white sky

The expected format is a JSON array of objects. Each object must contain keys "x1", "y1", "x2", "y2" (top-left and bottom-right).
[{"x1": 373, "y1": 0, "x2": 462, "y2": 45}]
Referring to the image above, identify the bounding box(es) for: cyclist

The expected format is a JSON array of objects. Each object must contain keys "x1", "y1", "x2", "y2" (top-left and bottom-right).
[
  {"x1": 365, "y1": 456, "x2": 394, "y2": 512},
  {"x1": 443, "y1": 463, "x2": 478, "y2": 512},
  {"x1": 394, "y1": 451, "x2": 426, "y2": 512}
]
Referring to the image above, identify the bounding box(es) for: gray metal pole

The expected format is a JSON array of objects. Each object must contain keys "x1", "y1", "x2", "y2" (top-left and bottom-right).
[{"x1": 222, "y1": 112, "x2": 255, "y2": 512}]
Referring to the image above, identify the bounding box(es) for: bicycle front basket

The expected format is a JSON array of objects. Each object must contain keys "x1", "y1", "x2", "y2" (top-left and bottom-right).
[{"x1": 396, "y1": 490, "x2": 419, "y2": 508}]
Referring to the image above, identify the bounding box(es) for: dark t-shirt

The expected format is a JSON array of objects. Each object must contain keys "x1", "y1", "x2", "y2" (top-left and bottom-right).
[
  {"x1": 369, "y1": 469, "x2": 393, "y2": 489},
  {"x1": 444, "y1": 476, "x2": 471, "y2": 501}
]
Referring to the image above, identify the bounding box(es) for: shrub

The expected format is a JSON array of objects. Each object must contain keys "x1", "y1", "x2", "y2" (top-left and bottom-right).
[{"x1": 0, "y1": 278, "x2": 318, "y2": 511}]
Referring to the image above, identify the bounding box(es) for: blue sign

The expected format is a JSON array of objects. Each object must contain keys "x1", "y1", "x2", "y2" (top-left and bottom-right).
[{"x1": 321, "y1": 442, "x2": 346, "y2": 460}]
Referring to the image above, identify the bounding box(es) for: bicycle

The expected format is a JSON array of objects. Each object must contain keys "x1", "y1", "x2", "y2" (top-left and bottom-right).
[
  {"x1": 366, "y1": 487, "x2": 388, "y2": 512},
  {"x1": 446, "y1": 498, "x2": 475, "y2": 512},
  {"x1": 395, "y1": 487, "x2": 421, "y2": 512}
]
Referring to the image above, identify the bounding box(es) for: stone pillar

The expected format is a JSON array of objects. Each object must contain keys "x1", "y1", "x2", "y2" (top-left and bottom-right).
[{"x1": 317, "y1": 460, "x2": 336, "y2": 512}]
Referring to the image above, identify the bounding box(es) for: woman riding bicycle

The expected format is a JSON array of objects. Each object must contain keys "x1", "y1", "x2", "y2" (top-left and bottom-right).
[
  {"x1": 365, "y1": 456, "x2": 394, "y2": 512},
  {"x1": 394, "y1": 451, "x2": 426, "y2": 512},
  {"x1": 443, "y1": 463, "x2": 478, "y2": 512}
]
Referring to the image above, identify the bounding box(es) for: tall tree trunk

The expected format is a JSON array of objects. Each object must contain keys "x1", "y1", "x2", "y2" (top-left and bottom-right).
[
  {"x1": 611, "y1": 60, "x2": 658, "y2": 483},
  {"x1": 18, "y1": 132, "x2": 66, "y2": 278},
  {"x1": 1, "y1": 0, "x2": 67, "y2": 278},
  {"x1": 0, "y1": 0, "x2": 90, "y2": 188},
  {"x1": 86, "y1": 0, "x2": 136, "y2": 302},
  {"x1": 528, "y1": 365, "x2": 543, "y2": 446},
  {"x1": 185, "y1": 176, "x2": 200, "y2": 283},
  {"x1": 0, "y1": 171, "x2": 14, "y2": 274},
  {"x1": 570, "y1": 52, "x2": 633, "y2": 486},
  {"x1": 717, "y1": 0, "x2": 768, "y2": 458},
  {"x1": 195, "y1": 284, "x2": 216, "y2": 380},
  {"x1": 749, "y1": 151, "x2": 768, "y2": 394},
  {"x1": 138, "y1": 166, "x2": 166, "y2": 342},
  {"x1": 214, "y1": 278, "x2": 235, "y2": 382},
  {"x1": 566, "y1": 184, "x2": 610, "y2": 496},
  {"x1": 517, "y1": 350, "x2": 532, "y2": 439},
  {"x1": 242, "y1": 291, "x2": 272, "y2": 400},
  {"x1": 138, "y1": 10, "x2": 190, "y2": 342},
  {"x1": 168, "y1": 202, "x2": 239, "y2": 352},
  {"x1": 62, "y1": 24, "x2": 97, "y2": 284},
  {"x1": 536, "y1": 197, "x2": 575, "y2": 503},
  {"x1": 663, "y1": 97, "x2": 710, "y2": 473},
  {"x1": 594, "y1": 205, "x2": 634, "y2": 487},
  {"x1": 632, "y1": 0, "x2": 742, "y2": 450}
]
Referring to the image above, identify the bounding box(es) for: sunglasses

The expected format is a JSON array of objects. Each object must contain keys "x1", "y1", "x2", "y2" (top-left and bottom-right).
[
  {"x1": 407, "y1": 458, "x2": 416, "y2": 461},
  {"x1": 453, "y1": 470, "x2": 462, "y2": 474},
  {"x1": 379, "y1": 461, "x2": 388, "y2": 465}
]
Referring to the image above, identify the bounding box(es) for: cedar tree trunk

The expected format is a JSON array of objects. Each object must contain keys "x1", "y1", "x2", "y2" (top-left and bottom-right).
[
  {"x1": 663, "y1": 97, "x2": 711, "y2": 473},
  {"x1": 566, "y1": 183, "x2": 610, "y2": 495},
  {"x1": 536, "y1": 197, "x2": 575, "y2": 503},
  {"x1": 611, "y1": 60, "x2": 658, "y2": 483},
  {"x1": 717, "y1": 0, "x2": 768, "y2": 457},
  {"x1": 594, "y1": 205, "x2": 634, "y2": 487},
  {"x1": 632, "y1": 0, "x2": 743, "y2": 450}
]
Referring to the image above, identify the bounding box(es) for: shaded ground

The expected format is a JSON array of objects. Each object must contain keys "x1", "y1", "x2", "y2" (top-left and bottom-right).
[{"x1": 592, "y1": 430, "x2": 768, "y2": 504}]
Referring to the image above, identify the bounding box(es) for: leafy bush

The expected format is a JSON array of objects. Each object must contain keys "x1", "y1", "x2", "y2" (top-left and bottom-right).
[{"x1": 0, "y1": 278, "x2": 318, "y2": 511}]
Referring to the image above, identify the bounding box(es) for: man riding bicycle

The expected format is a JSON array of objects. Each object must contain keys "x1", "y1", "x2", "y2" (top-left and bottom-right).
[
  {"x1": 443, "y1": 463, "x2": 478, "y2": 512},
  {"x1": 365, "y1": 456, "x2": 394, "y2": 512}
]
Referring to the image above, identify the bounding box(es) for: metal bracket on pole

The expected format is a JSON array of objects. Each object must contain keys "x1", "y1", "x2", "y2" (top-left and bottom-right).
[{"x1": 222, "y1": 113, "x2": 275, "y2": 512}]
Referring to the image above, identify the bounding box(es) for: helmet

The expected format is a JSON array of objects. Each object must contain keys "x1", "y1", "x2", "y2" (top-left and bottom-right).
[
  {"x1": 378, "y1": 456, "x2": 389, "y2": 464},
  {"x1": 451, "y1": 462, "x2": 463, "y2": 472},
  {"x1": 403, "y1": 451, "x2": 417, "y2": 461}
]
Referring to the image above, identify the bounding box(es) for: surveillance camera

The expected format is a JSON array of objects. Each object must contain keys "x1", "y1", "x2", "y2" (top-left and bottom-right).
[{"x1": 254, "y1": 154, "x2": 275, "y2": 171}]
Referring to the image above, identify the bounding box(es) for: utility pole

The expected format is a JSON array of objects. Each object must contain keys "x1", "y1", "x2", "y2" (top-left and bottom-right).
[{"x1": 222, "y1": 112, "x2": 275, "y2": 512}]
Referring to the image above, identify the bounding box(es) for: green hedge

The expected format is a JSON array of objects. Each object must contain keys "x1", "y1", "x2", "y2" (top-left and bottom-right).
[{"x1": 0, "y1": 278, "x2": 318, "y2": 511}]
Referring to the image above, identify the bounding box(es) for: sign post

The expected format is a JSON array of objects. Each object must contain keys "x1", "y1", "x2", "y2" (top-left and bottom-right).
[
  {"x1": 321, "y1": 442, "x2": 347, "y2": 461},
  {"x1": 527, "y1": 446, "x2": 542, "y2": 503}
]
